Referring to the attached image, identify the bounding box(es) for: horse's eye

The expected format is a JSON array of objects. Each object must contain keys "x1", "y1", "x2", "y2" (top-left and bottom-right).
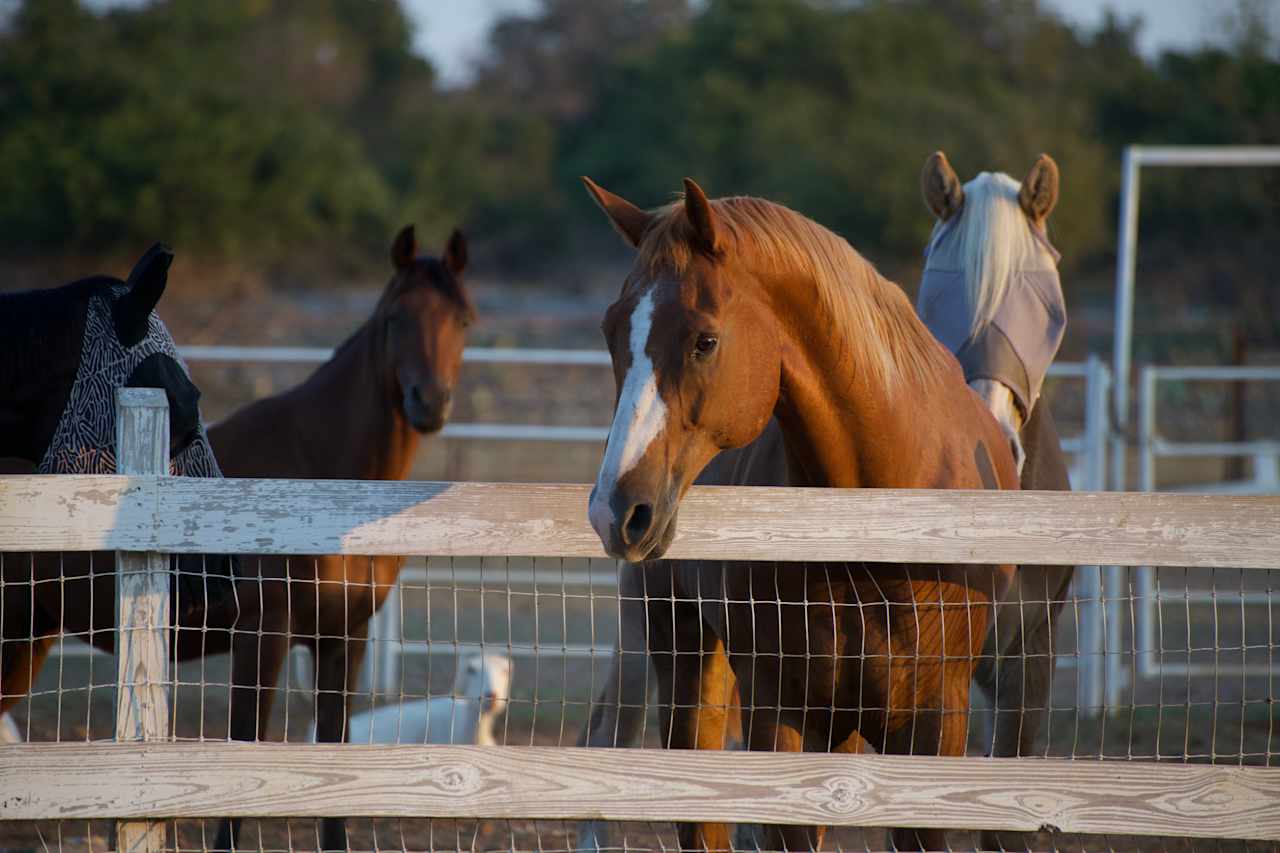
[{"x1": 693, "y1": 334, "x2": 718, "y2": 358}]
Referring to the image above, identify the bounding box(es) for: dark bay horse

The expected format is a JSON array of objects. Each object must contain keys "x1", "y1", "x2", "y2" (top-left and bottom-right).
[
  {"x1": 209, "y1": 226, "x2": 472, "y2": 853},
  {"x1": 0, "y1": 245, "x2": 236, "y2": 724},
  {"x1": 581, "y1": 177, "x2": 1019, "y2": 852}
]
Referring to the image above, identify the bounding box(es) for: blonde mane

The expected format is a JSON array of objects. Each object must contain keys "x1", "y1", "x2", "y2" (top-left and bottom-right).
[
  {"x1": 924, "y1": 172, "x2": 1057, "y2": 336},
  {"x1": 634, "y1": 194, "x2": 953, "y2": 391}
]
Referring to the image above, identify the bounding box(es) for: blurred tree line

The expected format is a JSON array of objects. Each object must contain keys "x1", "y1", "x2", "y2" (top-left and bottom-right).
[{"x1": 1, "y1": 0, "x2": 1277, "y2": 333}]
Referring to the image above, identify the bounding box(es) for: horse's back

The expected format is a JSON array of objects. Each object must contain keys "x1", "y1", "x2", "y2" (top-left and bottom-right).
[{"x1": 207, "y1": 394, "x2": 304, "y2": 479}]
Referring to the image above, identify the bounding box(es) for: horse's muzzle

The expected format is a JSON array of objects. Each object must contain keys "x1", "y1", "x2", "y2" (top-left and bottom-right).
[
  {"x1": 404, "y1": 383, "x2": 452, "y2": 433},
  {"x1": 172, "y1": 552, "x2": 240, "y2": 627},
  {"x1": 588, "y1": 485, "x2": 679, "y2": 562}
]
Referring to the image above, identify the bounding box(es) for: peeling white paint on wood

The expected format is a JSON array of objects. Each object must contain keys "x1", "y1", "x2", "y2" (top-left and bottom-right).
[
  {"x1": 112, "y1": 388, "x2": 171, "y2": 853},
  {"x1": 0, "y1": 476, "x2": 1277, "y2": 568},
  {"x1": 0, "y1": 743, "x2": 1277, "y2": 842}
]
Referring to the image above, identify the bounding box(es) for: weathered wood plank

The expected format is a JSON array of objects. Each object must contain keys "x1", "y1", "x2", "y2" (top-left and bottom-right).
[
  {"x1": 114, "y1": 551, "x2": 170, "y2": 744},
  {"x1": 0, "y1": 475, "x2": 149, "y2": 552},
  {"x1": 1, "y1": 476, "x2": 1278, "y2": 568},
  {"x1": 0, "y1": 744, "x2": 1276, "y2": 842},
  {"x1": 113, "y1": 389, "x2": 171, "y2": 853}
]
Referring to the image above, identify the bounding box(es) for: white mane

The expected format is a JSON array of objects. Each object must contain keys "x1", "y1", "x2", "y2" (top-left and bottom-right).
[{"x1": 924, "y1": 172, "x2": 1056, "y2": 336}]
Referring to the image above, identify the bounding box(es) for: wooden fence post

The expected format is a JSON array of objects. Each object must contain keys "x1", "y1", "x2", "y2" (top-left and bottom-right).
[{"x1": 114, "y1": 388, "x2": 171, "y2": 853}]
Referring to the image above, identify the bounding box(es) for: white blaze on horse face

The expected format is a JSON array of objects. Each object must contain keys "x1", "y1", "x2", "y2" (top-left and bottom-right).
[
  {"x1": 971, "y1": 378, "x2": 1026, "y2": 475},
  {"x1": 589, "y1": 289, "x2": 667, "y2": 537}
]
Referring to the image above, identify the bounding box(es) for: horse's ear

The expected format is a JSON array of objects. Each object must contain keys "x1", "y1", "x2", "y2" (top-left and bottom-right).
[
  {"x1": 443, "y1": 228, "x2": 467, "y2": 277},
  {"x1": 921, "y1": 151, "x2": 965, "y2": 222},
  {"x1": 581, "y1": 176, "x2": 651, "y2": 248},
  {"x1": 1019, "y1": 153, "x2": 1060, "y2": 223},
  {"x1": 114, "y1": 242, "x2": 173, "y2": 346},
  {"x1": 682, "y1": 177, "x2": 719, "y2": 255},
  {"x1": 391, "y1": 224, "x2": 417, "y2": 271}
]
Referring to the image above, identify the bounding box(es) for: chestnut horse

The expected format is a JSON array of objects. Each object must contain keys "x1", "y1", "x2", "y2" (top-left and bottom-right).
[
  {"x1": 582, "y1": 177, "x2": 1019, "y2": 851},
  {"x1": 577, "y1": 158, "x2": 1075, "y2": 852},
  {"x1": 204, "y1": 226, "x2": 473, "y2": 853},
  {"x1": 1, "y1": 245, "x2": 236, "y2": 729}
]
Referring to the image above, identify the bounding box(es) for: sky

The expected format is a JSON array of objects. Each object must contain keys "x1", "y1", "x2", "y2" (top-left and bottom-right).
[
  {"x1": 78, "y1": 0, "x2": 1256, "y2": 86},
  {"x1": 406, "y1": 0, "x2": 1236, "y2": 87}
]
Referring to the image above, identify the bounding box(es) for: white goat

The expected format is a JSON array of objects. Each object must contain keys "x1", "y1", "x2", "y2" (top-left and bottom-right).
[{"x1": 310, "y1": 652, "x2": 512, "y2": 745}]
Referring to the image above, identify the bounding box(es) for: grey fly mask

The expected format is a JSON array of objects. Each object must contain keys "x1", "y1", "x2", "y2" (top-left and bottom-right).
[
  {"x1": 917, "y1": 219, "x2": 1066, "y2": 417},
  {"x1": 37, "y1": 287, "x2": 222, "y2": 479}
]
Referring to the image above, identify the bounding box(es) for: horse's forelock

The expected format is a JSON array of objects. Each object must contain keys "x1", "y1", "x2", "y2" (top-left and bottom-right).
[{"x1": 380, "y1": 257, "x2": 474, "y2": 322}]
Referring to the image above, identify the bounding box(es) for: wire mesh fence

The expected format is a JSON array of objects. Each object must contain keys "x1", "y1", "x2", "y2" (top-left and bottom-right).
[
  {"x1": 3, "y1": 819, "x2": 1274, "y2": 853},
  {"x1": 3, "y1": 550, "x2": 1277, "y2": 852}
]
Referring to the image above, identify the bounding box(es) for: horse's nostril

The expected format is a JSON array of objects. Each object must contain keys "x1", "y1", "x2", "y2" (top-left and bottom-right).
[{"x1": 621, "y1": 503, "x2": 654, "y2": 545}]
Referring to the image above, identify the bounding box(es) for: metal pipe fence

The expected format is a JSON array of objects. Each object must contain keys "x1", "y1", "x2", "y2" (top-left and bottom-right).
[
  {"x1": 1127, "y1": 365, "x2": 1280, "y2": 691},
  {"x1": 177, "y1": 344, "x2": 1100, "y2": 455},
  {"x1": 1109, "y1": 145, "x2": 1280, "y2": 493}
]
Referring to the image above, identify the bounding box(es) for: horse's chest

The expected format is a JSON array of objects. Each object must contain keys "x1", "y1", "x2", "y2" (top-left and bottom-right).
[
  {"x1": 710, "y1": 563, "x2": 874, "y2": 654},
  {"x1": 712, "y1": 562, "x2": 994, "y2": 699}
]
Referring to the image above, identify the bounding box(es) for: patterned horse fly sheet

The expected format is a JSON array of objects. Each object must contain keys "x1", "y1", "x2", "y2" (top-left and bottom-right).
[
  {"x1": 917, "y1": 219, "x2": 1066, "y2": 418},
  {"x1": 36, "y1": 286, "x2": 231, "y2": 609},
  {"x1": 37, "y1": 286, "x2": 221, "y2": 478}
]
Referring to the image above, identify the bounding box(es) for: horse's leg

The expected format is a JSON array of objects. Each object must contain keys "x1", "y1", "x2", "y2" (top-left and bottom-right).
[
  {"x1": 0, "y1": 634, "x2": 54, "y2": 720},
  {"x1": 979, "y1": 565, "x2": 1072, "y2": 853},
  {"x1": 877, "y1": 671, "x2": 970, "y2": 852},
  {"x1": 1, "y1": 554, "x2": 60, "y2": 726},
  {"x1": 316, "y1": 624, "x2": 370, "y2": 852},
  {"x1": 651, "y1": 602, "x2": 735, "y2": 853},
  {"x1": 576, "y1": 569, "x2": 654, "y2": 852},
  {"x1": 738, "y1": 705, "x2": 820, "y2": 853},
  {"x1": 580, "y1": 566, "x2": 654, "y2": 749},
  {"x1": 1005, "y1": 565, "x2": 1072, "y2": 759},
  {"x1": 862, "y1": 572, "x2": 994, "y2": 853},
  {"x1": 215, "y1": 581, "x2": 291, "y2": 852}
]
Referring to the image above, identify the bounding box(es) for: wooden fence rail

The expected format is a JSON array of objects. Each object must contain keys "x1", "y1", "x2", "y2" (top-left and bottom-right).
[
  {"x1": 1, "y1": 475, "x2": 1278, "y2": 567},
  {"x1": 2, "y1": 743, "x2": 1278, "y2": 842}
]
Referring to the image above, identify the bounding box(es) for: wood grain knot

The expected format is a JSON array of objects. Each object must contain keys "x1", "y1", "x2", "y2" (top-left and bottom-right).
[
  {"x1": 1179, "y1": 778, "x2": 1265, "y2": 814},
  {"x1": 430, "y1": 763, "x2": 482, "y2": 795},
  {"x1": 807, "y1": 775, "x2": 866, "y2": 815}
]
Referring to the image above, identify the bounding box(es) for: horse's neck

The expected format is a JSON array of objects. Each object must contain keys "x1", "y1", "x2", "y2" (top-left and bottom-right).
[
  {"x1": 295, "y1": 323, "x2": 420, "y2": 481},
  {"x1": 765, "y1": 269, "x2": 956, "y2": 489}
]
